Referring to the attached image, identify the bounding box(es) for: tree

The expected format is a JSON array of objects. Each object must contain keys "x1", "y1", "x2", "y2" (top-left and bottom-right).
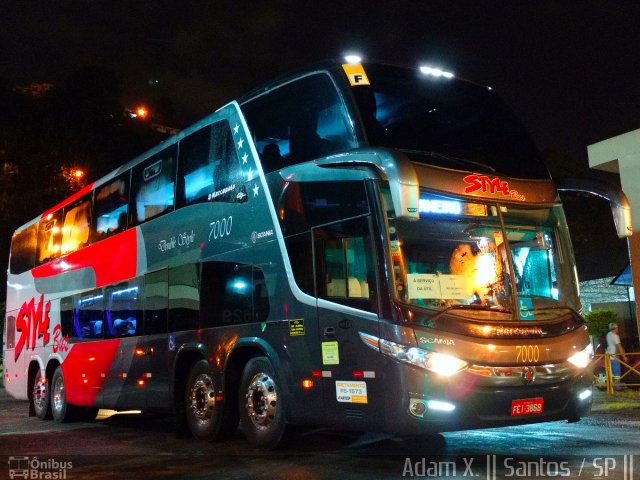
[
  {"x1": 584, "y1": 309, "x2": 618, "y2": 336},
  {"x1": 0, "y1": 67, "x2": 173, "y2": 303}
]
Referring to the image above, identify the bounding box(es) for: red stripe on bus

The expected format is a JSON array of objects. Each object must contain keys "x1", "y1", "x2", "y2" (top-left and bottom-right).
[
  {"x1": 32, "y1": 228, "x2": 138, "y2": 288},
  {"x1": 62, "y1": 339, "x2": 120, "y2": 407},
  {"x1": 41, "y1": 183, "x2": 95, "y2": 218}
]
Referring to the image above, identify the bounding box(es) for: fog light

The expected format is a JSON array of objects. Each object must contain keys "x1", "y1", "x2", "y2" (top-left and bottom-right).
[
  {"x1": 427, "y1": 400, "x2": 456, "y2": 412},
  {"x1": 578, "y1": 389, "x2": 592, "y2": 401},
  {"x1": 409, "y1": 398, "x2": 427, "y2": 417}
]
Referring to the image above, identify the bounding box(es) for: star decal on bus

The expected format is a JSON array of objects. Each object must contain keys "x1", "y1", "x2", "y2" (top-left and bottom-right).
[
  {"x1": 233, "y1": 123, "x2": 240, "y2": 135},
  {"x1": 247, "y1": 167, "x2": 254, "y2": 181},
  {"x1": 242, "y1": 153, "x2": 248, "y2": 164},
  {"x1": 252, "y1": 183, "x2": 260, "y2": 197},
  {"x1": 237, "y1": 138, "x2": 244, "y2": 149}
]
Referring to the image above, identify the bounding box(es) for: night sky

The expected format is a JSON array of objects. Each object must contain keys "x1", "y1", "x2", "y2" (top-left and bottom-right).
[{"x1": 2, "y1": 1, "x2": 639, "y2": 166}]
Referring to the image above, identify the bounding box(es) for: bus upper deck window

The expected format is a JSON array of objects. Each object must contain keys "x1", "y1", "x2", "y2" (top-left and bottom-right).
[
  {"x1": 131, "y1": 147, "x2": 176, "y2": 225},
  {"x1": 36, "y1": 210, "x2": 62, "y2": 265},
  {"x1": 93, "y1": 174, "x2": 130, "y2": 241}
]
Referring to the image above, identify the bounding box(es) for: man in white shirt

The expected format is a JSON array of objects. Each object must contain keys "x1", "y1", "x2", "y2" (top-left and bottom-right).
[{"x1": 606, "y1": 322, "x2": 628, "y2": 382}]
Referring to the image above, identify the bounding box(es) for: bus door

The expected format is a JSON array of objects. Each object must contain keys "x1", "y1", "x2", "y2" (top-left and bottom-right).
[
  {"x1": 140, "y1": 268, "x2": 172, "y2": 411},
  {"x1": 105, "y1": 269, "x2": 171, "y2": 412},
  {"x1": 313, "y1": 215, "x2": 381, "y2": 424}
]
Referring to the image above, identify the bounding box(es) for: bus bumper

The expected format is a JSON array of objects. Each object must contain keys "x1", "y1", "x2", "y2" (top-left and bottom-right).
[{"x1": 384, "y1": 364, "x2": 593, "y2": 435}]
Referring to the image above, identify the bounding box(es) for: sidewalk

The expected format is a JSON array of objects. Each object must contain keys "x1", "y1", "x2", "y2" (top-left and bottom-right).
[{"x1": 592, "y1": 388, "x2": 640, "y2": 415}]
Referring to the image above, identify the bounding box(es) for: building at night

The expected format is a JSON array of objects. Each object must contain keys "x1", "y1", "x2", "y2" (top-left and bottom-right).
[{"x1": 588, "y1": 129, "x2": 640, "y2": 346}]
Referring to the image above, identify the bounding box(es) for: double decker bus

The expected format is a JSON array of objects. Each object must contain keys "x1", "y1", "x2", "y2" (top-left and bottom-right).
[{"x1": 3, "y1": 61, "x2": 632, "y2": 449}]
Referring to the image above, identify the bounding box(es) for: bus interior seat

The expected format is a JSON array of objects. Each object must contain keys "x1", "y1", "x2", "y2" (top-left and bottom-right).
[
  {"x1": 261, "y1": 143, "x2": 287, "y2": 172},
  {"x1": 326, "y1": 277, "x2": 363, "y2": 298},
  {"x1": 92, "y1": 320, "x2": 102, "y2": 337}
]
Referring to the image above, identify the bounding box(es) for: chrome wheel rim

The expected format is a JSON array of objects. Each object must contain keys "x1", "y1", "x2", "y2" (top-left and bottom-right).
[
  {"x1": 33, "y1": 373, "x2": 47, "y2": 412},
  {"x1": 52, "y1": 375, "x2": 65, "y2": 414},
  {"x1": 189, "y1": 374, "x2": 216, "y2": 423},
  {"x1": 245, "y1": 372, "x2": 277, "y2": 428}
]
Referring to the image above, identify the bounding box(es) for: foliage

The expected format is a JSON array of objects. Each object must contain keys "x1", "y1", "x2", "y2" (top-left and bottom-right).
[{"x1": 584, "y1": 308, "x2": 619, "y2": 336}]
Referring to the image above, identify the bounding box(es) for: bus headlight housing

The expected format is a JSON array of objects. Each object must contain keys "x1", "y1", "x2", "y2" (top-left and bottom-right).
[
  {"x1": 567, "y1": 344, "x2": 593, "y2": 369},
  {"x1": 376, "y1": 336, "x2": 467, "y2": 376}
]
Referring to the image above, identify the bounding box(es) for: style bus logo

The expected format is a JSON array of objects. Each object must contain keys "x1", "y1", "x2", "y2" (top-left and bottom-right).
[{"x1": 463, "y1": 174, "x2": 526, "y2": 202}]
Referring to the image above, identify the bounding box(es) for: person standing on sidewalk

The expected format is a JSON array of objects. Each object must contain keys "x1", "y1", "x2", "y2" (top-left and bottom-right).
[{"x1": 606, "y1": 322, "x2": 628, "y2": 385}]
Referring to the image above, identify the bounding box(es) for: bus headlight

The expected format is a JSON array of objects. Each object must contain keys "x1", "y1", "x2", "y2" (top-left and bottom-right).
[
  {"x1": 567, "y1": 344, "x2": 593, "y2": 369},
  {"x1": 379, "y1": 338, "x2": 467, "y2": 376}
]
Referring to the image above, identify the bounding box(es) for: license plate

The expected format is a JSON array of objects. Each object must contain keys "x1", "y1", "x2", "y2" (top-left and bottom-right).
[{"x1": 510, "y1": 397, "x2": 544, "y2": 416}]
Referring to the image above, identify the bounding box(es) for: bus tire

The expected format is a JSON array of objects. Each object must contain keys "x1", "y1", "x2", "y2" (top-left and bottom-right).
[
  {"x1": 185, "y1": 360, "x2": 237, "y2": 441},
  {"x1": 239, "y1": 356, "x2": 286, "y2": 449},
  {"x1": 51, "y1": 366, "x2": 76, "y2": 423},
  {"x1": 32, "y1": 369, "x2": 52, "y2": 420}
]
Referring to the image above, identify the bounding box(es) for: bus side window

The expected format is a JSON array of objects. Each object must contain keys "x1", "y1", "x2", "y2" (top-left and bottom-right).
[
  {"x1": 200, "y1": 262, "x2": 260, "y2": 327},
  {"x1": 9, "y1": 223, "x2": 37, "y2": 274},
  {"x1": 4, "y1": 312, "x2": 16, "y2": 349},
  {"x1": 36, "y1": 210, "x2": 62, "y2": 265},
  {"x1": 130, "y1": 147, "x2": 176, "y2": 225},
  {"x1": 61, "y1": 194, "x2": 92, "y2": 255},
  {"x1": 314, "y1": 216, "x2": 377, "y2": 313},
  {"x1": 60, "y1": 296, "x2": 74, "y2": 339},
  {"x1": 168, "y1": 264, "x2": 200, "y2": 332},
  {"x1": 93, "y1": 173, "x2": 130, "y2": 242},
  {"x1": 143, "y1": 269, "x2": 168, "y2": 335},
  {"x1": 177, "y1": 121, "x2": 246, "y2": 207},
  {"x1": 74, "y1": 290, "x2": 104, "y2": 341},
  {"x1": 278, "y1": 180, "x2": 369, "y2": 237},
  {"x1": 104, "y1": 279, "x2": 142, "y2": 338},
  {"x1": 241, "y1": 72, "x2": 357, "y2": 172}
]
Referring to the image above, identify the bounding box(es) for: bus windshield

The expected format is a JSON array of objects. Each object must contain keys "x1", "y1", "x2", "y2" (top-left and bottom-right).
[
  {"x1": 351, "y1": 64, "x2": 548, "y2": 179},
  {"x1": 387, "y1": 192, "x2": 581, "y2": 319}
]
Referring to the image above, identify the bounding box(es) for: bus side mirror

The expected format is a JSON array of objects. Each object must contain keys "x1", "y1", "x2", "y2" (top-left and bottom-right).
[
  {"x1": 557, "y1": 178, "x2": 633, "y2": 238},
  {"x1": 316, "y1": 149, "x2": 420, "y2": 220}
]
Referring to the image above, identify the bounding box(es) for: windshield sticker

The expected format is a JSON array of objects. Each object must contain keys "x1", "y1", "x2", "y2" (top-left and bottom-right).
[
  {"x1": 342, "y1": 64, "x2": 370, "y2": 86},
  {"x1": 463, "y1": 174, "x2": 526, "y2": 202},
  {"x1": 336, "y1": 381, "x2": 368, "y2": 404},
  {"x1": 439, "y1": 274, "x2": 468, "y2": 298},
  {"x1": 407, "y1": 274, "x2": 442, "y2": 299},
  {"x1": 518, "y1": 298, "x2": 535, "y2": 320},
  {"x1": 407, "y1": 273, "x2": 470, "y2": 300}
]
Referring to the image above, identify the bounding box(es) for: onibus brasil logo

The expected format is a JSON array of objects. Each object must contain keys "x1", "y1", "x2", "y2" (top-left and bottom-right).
[{"x1": 8, "y1": 456, "x2": 72, "y2": 479}]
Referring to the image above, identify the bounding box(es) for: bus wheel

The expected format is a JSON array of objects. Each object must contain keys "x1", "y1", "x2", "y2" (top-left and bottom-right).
[
  {"x1": 185, "y1": 360, "x2": 237, "y2": 441},
  {"x1": 51, "y1": 366, "x2": 75, "y2": 423},
  {"x1": 32, "y1": 369, "x2": 52, "y2": 420},
  {"x1": 239, "y1": 356, "x2": 286, "y2": 449}
]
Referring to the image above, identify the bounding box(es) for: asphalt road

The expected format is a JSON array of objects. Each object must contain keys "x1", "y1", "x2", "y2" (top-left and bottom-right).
[{"x1": 1, "y1": 387, "x2": 639, "y2": 480}]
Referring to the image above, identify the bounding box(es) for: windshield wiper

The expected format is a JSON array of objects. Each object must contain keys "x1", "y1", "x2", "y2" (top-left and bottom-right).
[
  {"x1": 399, "y1": 149, "x2": 496, "y2": 173},
  {"x1": 427, "y1": 304, "x2": 512, "y2": 323}
]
